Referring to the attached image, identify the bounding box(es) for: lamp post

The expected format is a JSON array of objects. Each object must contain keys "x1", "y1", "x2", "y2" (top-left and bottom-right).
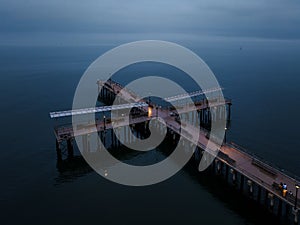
[
  {"x1": 224, "y1": 127, "x2": 227, "y2": 143},
  {"x1": 103, "y1": 115, "x2": 106, "y2": 130},
  {"x1": 295, "y1": 184, "x2": 299, "y2": 209}
]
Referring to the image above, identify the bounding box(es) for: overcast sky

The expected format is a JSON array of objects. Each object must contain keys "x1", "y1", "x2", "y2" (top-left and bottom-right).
[{"x1": 1, "y1": 0, "x2": 300, "y2": 45}]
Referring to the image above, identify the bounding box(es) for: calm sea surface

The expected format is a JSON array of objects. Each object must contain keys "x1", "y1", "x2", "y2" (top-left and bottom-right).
[{"x1": 1, "y1": 40, "x2": 300, "y2": 225}]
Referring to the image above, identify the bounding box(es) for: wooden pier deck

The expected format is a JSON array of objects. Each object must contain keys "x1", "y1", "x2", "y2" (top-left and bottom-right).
[{"x1": 51, "y1": 79, "x2": 300, "y2": 223}]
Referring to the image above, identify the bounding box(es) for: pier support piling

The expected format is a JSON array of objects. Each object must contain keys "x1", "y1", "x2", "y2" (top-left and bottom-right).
[
  {"x1": 268, "y1": 193, "x2": 274, "y2": 211},
  {"x1": 67, "y1": 138, "x2": 74, "y2": 159},
  {"x1": 247, "y1": 180, "x2": 253, "y2": 196},
  {"x1": 278, "y1": 199, "x2": 282, "y2": 217},
  {"x1": 293, "y1": 208, "x2": 299, "y2": 224},
  {"x1": 240, "y1": 174, "x2": 245, "y2": 192},
  {"x1": 56, "y1": 140, "x2": 62, "y2": 162},
  {"x1": 257, "y1": 185, "x2": 262, "y2": 203}
]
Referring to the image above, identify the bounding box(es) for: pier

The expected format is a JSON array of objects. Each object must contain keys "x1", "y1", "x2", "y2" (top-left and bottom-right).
[{"x1": 50, "y1": 79, "x2": 299, "y2": 224}]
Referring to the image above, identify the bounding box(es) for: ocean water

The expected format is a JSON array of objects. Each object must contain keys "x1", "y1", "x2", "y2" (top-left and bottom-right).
[{"x1": 0, "y1": 40, "x2": 300, "y2": 225}]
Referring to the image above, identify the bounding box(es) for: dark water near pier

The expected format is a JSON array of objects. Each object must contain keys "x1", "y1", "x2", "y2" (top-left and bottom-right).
[{"x1": 1, "y1": 39, "x2": 300, "y2": 225}]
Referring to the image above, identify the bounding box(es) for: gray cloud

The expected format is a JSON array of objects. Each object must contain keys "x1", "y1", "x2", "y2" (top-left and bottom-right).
[{"x1": 0, "y1": 0, "x2": 299, "y2": 44}]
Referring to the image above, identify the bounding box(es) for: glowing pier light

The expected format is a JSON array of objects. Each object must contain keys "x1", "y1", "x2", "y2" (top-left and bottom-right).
[{"x1": 148, "y1": 107, "x2": 152, "y2": 117}]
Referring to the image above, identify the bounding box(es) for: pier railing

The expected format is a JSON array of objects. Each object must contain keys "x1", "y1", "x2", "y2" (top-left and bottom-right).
[{"x1": 228, "y1": 142, "x2": 300, "y2": 183}]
